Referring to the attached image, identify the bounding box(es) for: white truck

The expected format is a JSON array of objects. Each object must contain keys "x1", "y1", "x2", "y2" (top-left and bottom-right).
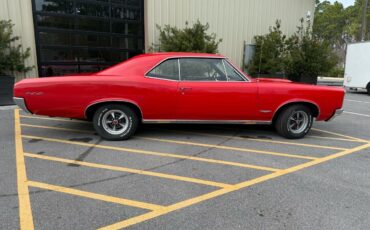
[{"x1": 344, "y1": 41, "x2": 370, "y2": 95}]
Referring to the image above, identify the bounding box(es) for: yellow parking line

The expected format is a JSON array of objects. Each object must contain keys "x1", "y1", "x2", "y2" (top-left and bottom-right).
[
  {"x1": 24, "y1": 153, "x2": 230, "y2": 188},
  {"x1": 155, "y1": 129, "x2": 348, "y2": 151},
  {"x1": 14, "y1": 110, "x2": 34, "y2": 230},
  {"x1": 27, "y1": 181, "x2": 163, "y2": 211},
  {"x1": 20, "y1": 115, "x2": 89, "y2": 123},
  {"x1": 309, "y1": 135, "x2": 368, "y2": 143},
  {"x1": 100, "y1": 142, "x2": 370, "y2": 229},
  {"x1": 138, "y1": 137, "x2": 318, "y2": 160},
  {"x1": 21, "y1": 133, "x2": 279, "y2": 172},
  {"x1": 312, "y1": 128, "x2": 368, "y2": 142}
]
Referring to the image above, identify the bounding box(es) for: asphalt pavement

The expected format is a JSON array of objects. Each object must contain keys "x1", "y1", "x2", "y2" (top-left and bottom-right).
[{"x1": 0, "y1": 91, "x2": 369, "y2": 230}]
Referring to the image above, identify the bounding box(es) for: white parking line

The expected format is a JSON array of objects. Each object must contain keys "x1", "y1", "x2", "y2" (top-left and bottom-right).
[
  {"x1": 344, "y1": 111, "x2": 370, "y2": 118},
  {"x1": 345, "y1": 99, "x2": 370, "y2": 104}
]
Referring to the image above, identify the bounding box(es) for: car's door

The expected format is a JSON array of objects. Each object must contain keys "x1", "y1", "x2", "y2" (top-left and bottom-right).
[
  {"x1": 142, "y1": 58, "x2": 180, "y2": 120},
  {"x1": 177, "y1": 58, "x2": 259, "y2": 121}
]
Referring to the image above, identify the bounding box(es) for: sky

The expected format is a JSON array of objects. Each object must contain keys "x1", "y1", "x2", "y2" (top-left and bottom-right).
[{"x1": 328, "y1": 0, "x2": 355, "y2": 8}]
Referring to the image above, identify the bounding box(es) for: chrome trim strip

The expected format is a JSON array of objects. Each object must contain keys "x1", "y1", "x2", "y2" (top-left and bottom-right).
[
  {"x1": 327, "y1": 109, "x2": 344, "y2": 122},
  {"x1": 13, "y1": 97, "x2": 32, "y2": 114},
  {"x1": 144, "y1": 56, "x2": 225, "y2": 78},
  {"x1": 144, "y1": 56, "x2": 250, "y2": 83},
  {"x1": 178, "y1": 58, "x2": 181, "y2": 81},
  {"x1": 145, "y1": 76, "x2": 179, "y2": 82},
  {"x1": 222, "y1": 59, "x2": 228, "y2": 81},
  {"x1": 142, "y1": 119, "x2": 272, "y2": 125}
]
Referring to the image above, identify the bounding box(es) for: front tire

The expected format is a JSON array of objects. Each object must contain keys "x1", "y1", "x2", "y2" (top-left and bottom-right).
[
  {"x1": 275, "y1": 105, "x2": 313, "y2": 139},
  {"x1": 93, "y1": 104, "x2": 138, "y2": 141}
]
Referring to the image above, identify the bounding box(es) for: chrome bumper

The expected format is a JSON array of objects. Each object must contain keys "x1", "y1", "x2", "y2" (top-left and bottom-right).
[
  {"x1": 327, "y1": 109, "x2": 344, "y2": 122},
  {"x1": 13, "y1": 97, "x2": 31, "y2": 114}
]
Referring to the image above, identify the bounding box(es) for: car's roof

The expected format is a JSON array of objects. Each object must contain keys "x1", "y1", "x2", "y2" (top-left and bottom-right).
[
  {"x1": 136, "y1": 52, "x2": 225, "y2": 59},
  {"x1": 97, "y1": 52, "x2": 225, "y2": 76}
]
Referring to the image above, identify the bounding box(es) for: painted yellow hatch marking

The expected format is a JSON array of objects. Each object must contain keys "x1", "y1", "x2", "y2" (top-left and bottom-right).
[{"x1": 15, "y1": 110, "x2": 34, "y2": 230}]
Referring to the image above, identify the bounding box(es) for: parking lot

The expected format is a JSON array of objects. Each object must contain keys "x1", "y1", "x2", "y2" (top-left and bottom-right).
[{"x1": 1, "y1": 92, "x2": 370, "y2": 230}]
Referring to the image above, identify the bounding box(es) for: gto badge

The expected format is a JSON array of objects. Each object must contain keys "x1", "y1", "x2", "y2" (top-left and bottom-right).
[{"x1": 26, "y1": 92, "x2": 44, "y2": 96}]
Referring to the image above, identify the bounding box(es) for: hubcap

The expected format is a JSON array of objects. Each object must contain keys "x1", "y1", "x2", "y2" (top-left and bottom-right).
[
  {"x1": 102, "y1": 110, "x2": 129, "y2": 135},
  {"x1": 287, "y1": 111, "x2": 309, "y2": 134}
]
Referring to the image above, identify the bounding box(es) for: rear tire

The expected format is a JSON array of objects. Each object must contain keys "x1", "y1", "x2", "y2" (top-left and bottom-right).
[
  {"x1": 275, "y1": 105, "x2": 313, "y2": 139},
  {"x1": 93, "y1": 104, "x2": 138, "y2": 141}
]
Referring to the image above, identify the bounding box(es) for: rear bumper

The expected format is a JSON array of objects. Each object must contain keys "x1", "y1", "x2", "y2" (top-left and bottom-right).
[
  {"x1": 327, "y1": 108, "x2": 344, "y2": 122},
  {"x1": 13, "y1": 97, "x2": 32, "y2": 114}
]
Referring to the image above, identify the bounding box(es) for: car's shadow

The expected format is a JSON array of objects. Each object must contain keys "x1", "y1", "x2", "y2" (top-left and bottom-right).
[
  {"x1": 138, "y1": 124, "x2": 276, "y2": 139},
  {"x1": 346, "y1": 90, "x2": 368, "y2": 95}
]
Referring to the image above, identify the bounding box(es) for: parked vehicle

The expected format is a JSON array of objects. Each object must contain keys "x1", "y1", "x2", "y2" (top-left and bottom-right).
[
  {"x1": 344, "y1": 41, "x2": 370, "y2": 95},
  {"x1": 14, "y1": 53, "x2": 345, "y2": 140}
]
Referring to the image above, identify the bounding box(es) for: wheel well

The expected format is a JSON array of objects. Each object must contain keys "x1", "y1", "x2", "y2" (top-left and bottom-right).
[
  {"x1": 272, "y1": 102, "x2": 319, "y2": 124},
  {"x1": 85, "y1": 101, "x2": 143, "y2": 121}
]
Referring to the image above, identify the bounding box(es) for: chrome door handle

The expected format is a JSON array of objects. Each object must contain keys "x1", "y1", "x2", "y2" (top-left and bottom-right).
[{"x1": 179, "y1": 87, "x2": 192, "y2": 94}]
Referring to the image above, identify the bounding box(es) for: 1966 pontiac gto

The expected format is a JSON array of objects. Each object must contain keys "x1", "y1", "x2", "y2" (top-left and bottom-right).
[{"x1": 14, "y1": 53, "x2": 345, "y2": 140}]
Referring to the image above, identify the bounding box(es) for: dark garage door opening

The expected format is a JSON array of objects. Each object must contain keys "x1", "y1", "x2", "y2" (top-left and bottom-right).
[{"x1": 32, "y1": 0, "x2": 145, "y2": 77}]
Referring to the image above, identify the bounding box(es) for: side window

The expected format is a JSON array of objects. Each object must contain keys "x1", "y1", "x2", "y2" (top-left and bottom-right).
[
  {"x1": 223, "y1": 60, "x2": 246, "y2": 82},
  {"x1": 147, "y1": 59, "x2": 179, "y2": 80},
  {"x1": 180, "y1": 58, "x2": 227, "y2": 82}
]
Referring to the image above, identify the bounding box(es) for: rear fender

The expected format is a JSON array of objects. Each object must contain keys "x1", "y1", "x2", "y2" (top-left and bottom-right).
[
  {"x1": 272, "y1": 99, "x2": 321, "y2": 121},
  {"x1": 84, "y1": 98, "x2": 143, "y2": 120}
]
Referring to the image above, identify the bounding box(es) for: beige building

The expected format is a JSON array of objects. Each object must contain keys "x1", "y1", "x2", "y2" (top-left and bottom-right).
[
  {"x1": 146, "y1": 0, "x2": 315, "y2": 67},
  {"x1": 0, "y1": 0, "x2": 38, "y2": 80},
  {"x1": 0, "y1": 0, "x2": 315, "y2": 80}
]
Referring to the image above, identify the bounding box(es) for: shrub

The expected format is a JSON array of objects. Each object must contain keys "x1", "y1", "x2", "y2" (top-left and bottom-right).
[
  {"x1": 0, "y1": 20, "x2": 33, "y2": 75},
  {"x1": 152, "y1": 20, "x2": 222, "y2": 54},
  {"x1": 284, "y1": 19, "x2": 338, "y2": 83},
  {"x1": 248, "y1": 19, "x2": 338, "y2": 83},
  {"x1": 247, "y1": 20, "x2": 286, "y2": 76},
  {"x1": 327, "y1": 66, "x2": 345, "y2": 78}
]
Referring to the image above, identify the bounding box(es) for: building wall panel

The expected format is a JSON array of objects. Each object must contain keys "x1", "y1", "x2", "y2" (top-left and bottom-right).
[
  {"x1": 145, "y1": 0, "x2": 315, "y2": 67},
  {"x1": 0, "y1": 0, "x2": 38, "y2": 80}
]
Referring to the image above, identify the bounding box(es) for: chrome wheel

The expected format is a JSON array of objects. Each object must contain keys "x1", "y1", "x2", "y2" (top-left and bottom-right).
[
  {"x1": 101, "y1": 110, "x2": 129, "y2": 135},
  {"x1": 287, "y1": 111, "x2": 309, "y2": 134}
]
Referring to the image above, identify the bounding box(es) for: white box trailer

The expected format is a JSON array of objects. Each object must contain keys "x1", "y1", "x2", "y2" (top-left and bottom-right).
[{"x1": 344, "y1": 41, "x2": 370, "y2": 95}]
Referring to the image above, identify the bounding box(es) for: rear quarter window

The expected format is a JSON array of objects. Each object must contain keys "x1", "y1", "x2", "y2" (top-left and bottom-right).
[{"x1": 147, "y1": 59, "x2": 179, "y2": 81}]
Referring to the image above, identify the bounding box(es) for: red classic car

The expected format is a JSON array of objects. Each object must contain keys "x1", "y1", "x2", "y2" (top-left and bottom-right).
[{"x1": 14, "y1": 52, "x2": 345, "y2": 140}]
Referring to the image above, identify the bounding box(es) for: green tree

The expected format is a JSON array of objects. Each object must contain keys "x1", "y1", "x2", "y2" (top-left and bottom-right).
[
  {"x1": 313, "y1": 1, "x2": 347, "y2": 46},
  {"x1": 344, "y1": 0, "x2": 370, "y2": 41},
  {"x1": 285, "y1": 19, "x2": 338, "y2": 83},
  {"x1": 247, "y1": 19, "x2": 338, "y2": 83},
  {"x1": 152, "y1": 20, "x2": 222, "y2": 53},
  {"x1": 0, "y1": 20, "x2": 33, "y2": 75},
  {"x1": 247, "y1": 20, "x2": 286, "y2": 76},
  {"x1": 314, "y1": 0, "x2": 370, "y2": 43}
]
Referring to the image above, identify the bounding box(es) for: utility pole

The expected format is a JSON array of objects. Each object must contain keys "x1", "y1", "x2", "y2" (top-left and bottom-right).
[{"x1": 361, "y1": 0, "x2": 369, "y2": 41}]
